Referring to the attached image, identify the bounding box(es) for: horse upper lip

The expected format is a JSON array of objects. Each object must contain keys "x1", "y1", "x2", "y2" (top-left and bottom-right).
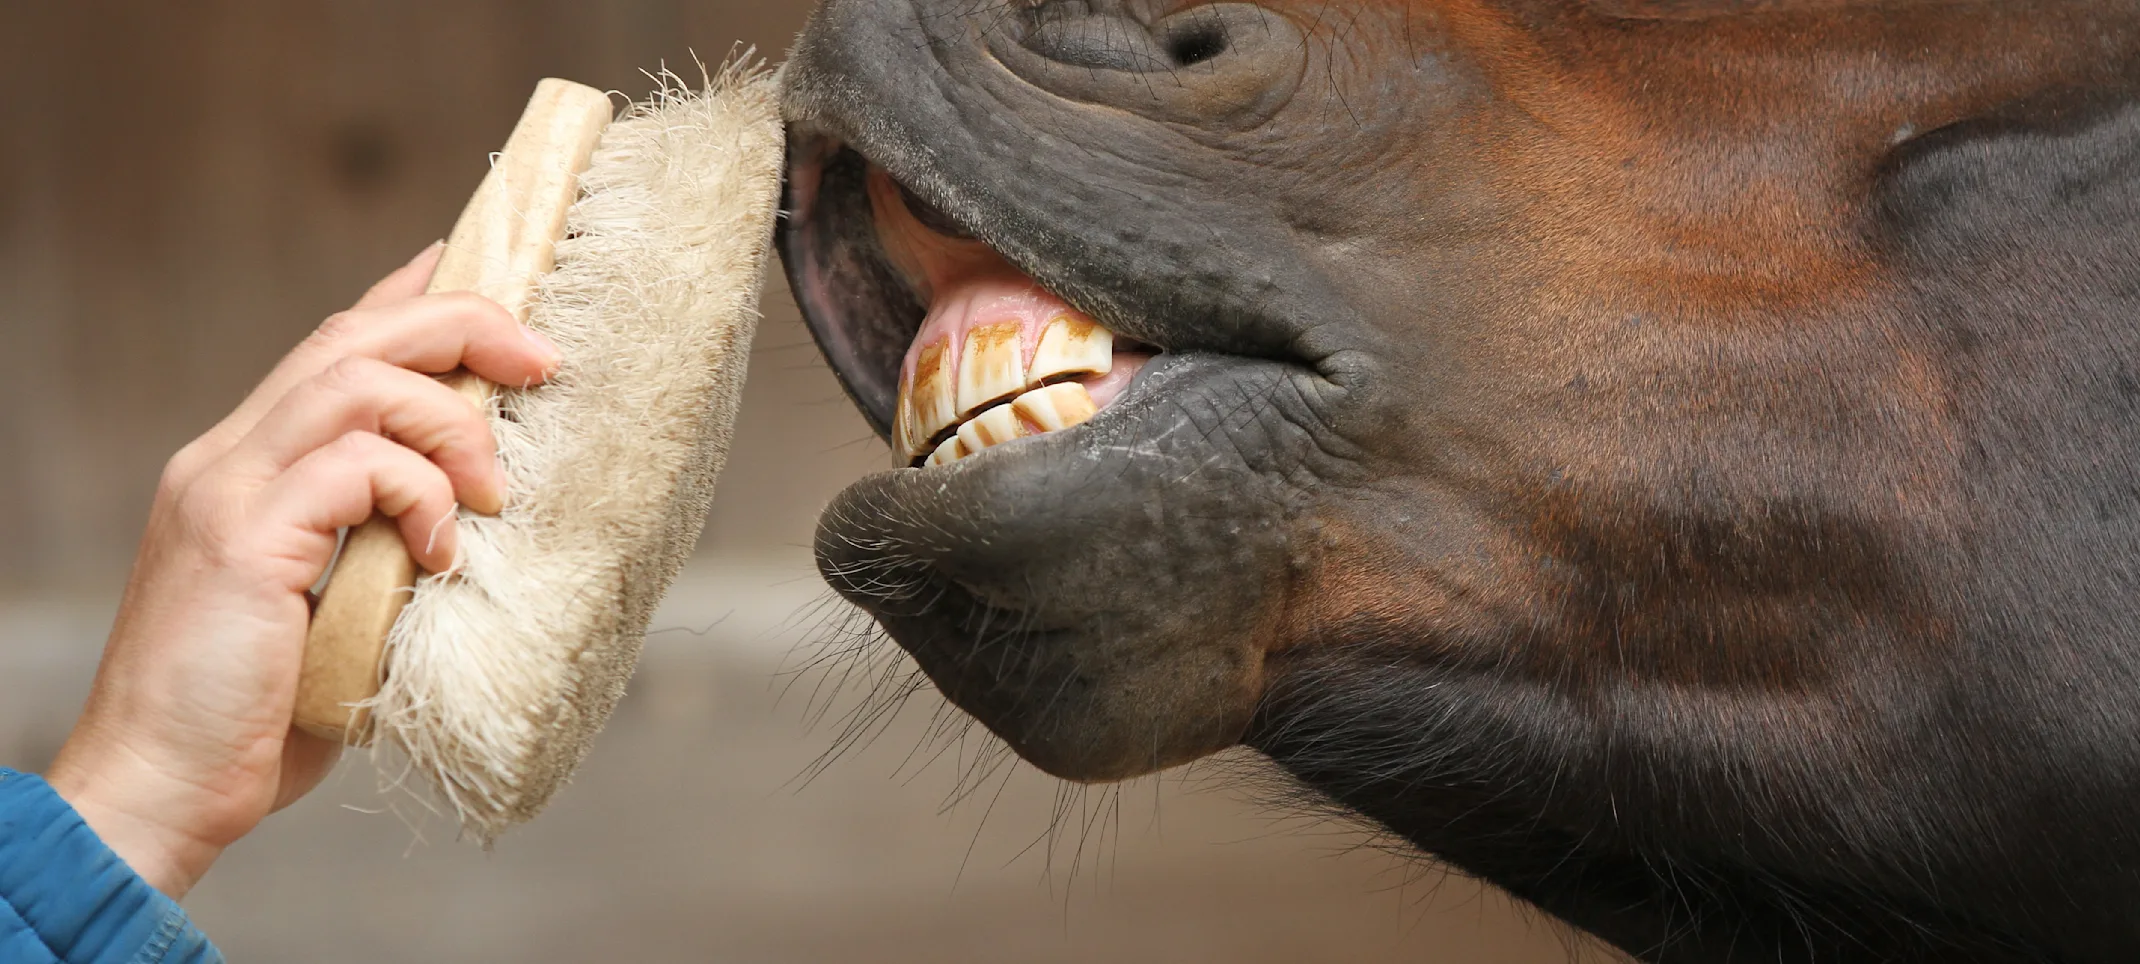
[{"x1": 892, "y1": 177, "x2": 974, "y2": 240}]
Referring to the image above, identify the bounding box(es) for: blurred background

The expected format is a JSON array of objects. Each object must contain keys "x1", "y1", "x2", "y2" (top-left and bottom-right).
[{"x1": 0, "y1": 3, "x2": 1607, "y2": 961}]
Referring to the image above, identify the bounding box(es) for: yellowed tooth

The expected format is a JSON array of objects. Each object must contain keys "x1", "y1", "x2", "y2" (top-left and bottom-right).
[
  {"x1": 925, "y1": 435, "x2": 967, "y2": 467},
  {"x1": 956, "y1": 403, "x2": 1027, "y2": 454},
  {"x1": 1027, "y1": 314, "x2": 1113, "y2": 384},
  {"x1": 906, "y1": 339, "x2": 959, "y2": 459},
  {"x1": 955, "y1": 322, "x2": 1027, "y2": 417},
  {"x1": 1011, "y1": 382, "x2": 1100, "y2": 434},
  {"x1": 893, "y1": 365, "x2": 922, "y2": 460}
]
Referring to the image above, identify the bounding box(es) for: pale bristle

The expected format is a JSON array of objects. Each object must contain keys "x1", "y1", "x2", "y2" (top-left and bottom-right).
[{"x1": 366, "y1": 65, "x2": 785, "y2": 843}]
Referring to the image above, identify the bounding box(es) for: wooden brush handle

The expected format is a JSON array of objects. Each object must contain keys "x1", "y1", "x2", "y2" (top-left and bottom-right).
[{"x1": 293, "y1": 79, "x2": 615, "y2": 743}]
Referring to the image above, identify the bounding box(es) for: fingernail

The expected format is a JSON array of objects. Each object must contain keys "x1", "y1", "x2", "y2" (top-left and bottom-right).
[
  {"x1": 423, "y1": 507, "x2": 461, "y2": 572},
  {"x1": 409, "y1": 239, "x2": 445, "y2": 266},
  {"x1": 488, "y1": 460, "x2": 512, "y2": 514},
  {"x1": 467, "y1": 487, "x2": 505, "y2": 517},
  {"x1": 523, "y1": 326, "x2": 563, "y2": 370}
]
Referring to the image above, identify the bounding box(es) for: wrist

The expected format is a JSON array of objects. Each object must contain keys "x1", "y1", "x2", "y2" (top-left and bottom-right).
[{"x1": 46, "y1": 741, "x2": 229, "y2": 899}]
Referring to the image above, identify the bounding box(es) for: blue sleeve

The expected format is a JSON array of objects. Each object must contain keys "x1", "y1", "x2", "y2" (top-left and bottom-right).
[{"x1": 0, "y1": 770, "x2": 222, "y2": 964}]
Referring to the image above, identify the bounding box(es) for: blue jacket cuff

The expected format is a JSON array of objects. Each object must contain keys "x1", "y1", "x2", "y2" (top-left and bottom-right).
[{"x1": 0, "y1": 769, "x2": 222, "y2": 963}]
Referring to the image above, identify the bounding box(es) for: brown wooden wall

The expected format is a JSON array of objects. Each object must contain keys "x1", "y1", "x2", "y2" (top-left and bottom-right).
[{"x1": 0, "y1": 1, "x2": 882, "y2": 593}]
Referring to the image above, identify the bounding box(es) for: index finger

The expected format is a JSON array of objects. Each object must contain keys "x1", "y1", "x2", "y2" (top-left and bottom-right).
[
  {"x1": 355, "y1": 242, "x2": 446, "y2": 309},
  {"x1": 182, "y1": 242, "x2": 456, "y2": 464},
  {"x1": 195, "y1": 287, "x2": 560, "y2": 482},
  {"x1": 217, "y1": 293, "x2": 561, "y2": 443}
]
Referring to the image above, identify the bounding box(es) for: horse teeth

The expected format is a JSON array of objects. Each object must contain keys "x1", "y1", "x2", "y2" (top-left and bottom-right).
[
  {"x1": 956, "y1": 402, "x2": 1028, "y2": 454},
  {"x1": 1012, "y1": 382, "x2": 1098, "y2": 433},
  {"x1": 903, "y1": 339, "x2": 958, "y2": 461},
  {"x1": 955, "y1": 322, "x2": 1027, "y2": 417},
  {"x1": 926, "y1": 434, "x2": 967, "y2": 466},
  {"x1": 1027, "y1": 314, "x2": 1112, "y2": 384},
  {"x1": 894, "y1": 369, "x2": 919, "y2": 459},
  {"x1": 899, "y1": 318, "x2": 1120, "y2": 466}
]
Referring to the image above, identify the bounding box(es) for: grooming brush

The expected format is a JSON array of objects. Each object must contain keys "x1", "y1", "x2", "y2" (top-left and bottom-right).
[{"x1": 292, "y1": 67, "x2": 784, "y2": 842}]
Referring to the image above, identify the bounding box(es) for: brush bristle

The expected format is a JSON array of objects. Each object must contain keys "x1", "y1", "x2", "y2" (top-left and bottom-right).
[{"x1": 367, "y1": 64, "x2": 785, "y2": 843}]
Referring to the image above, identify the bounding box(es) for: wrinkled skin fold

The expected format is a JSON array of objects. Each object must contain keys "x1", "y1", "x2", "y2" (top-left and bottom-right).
[{"x1": 777, "y1": 2, "x2": 2140, "y2": 960}]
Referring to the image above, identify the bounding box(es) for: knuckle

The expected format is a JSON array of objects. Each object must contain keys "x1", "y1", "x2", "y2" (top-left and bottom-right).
[
  {"x1": 320, "y1": 354, "x2": 380, "y2": 387},
  {"x1": 439, "y1": 291, "x2": 511, "y2": 326},
  {"x1": 312, "y1": 357, "x2": 395, "y2": 407},
  {"x1": 169, "y1": 475, "x2": 236, "y2": 546},
  {"x1": 406, "y1": 382, "x2": 487, "y2": 451},
  {"x1": 391, "y1": 468, "x2": 454, "y2": 518},
  {"x1": 159, "y1": 438, "x2": 245, "y2": 527},
  {"x1": 311, "y1": 309, "x2": 369, "y2": 345},
  {"x1": 159, "y1": 439, "x2": 212, "y2": 495},
  {"x1": 328, "y1": 429, "x2": 387, "y2": 462},
  {"x1": 442, "y1": 399, "x2": 493, "y2": 443}
]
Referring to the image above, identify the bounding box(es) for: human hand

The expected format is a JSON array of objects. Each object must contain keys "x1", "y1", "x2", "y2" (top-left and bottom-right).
[{"x1": 44, "y1": 243, "x2": 561, "y2": 898}]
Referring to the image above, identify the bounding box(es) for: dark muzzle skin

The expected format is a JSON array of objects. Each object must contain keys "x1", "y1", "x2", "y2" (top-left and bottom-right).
[
  {"x1": 782, "y1": 0, "x2": 1376, "y2": 781},
  {"x1": 778, "y1": 1, "x2": 2140, "y2": 960}
]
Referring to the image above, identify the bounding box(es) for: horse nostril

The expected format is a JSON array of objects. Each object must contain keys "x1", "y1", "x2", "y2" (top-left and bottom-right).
[
  {"x1": 1163, "y1": 22, "x2": 1229, "y2": 67},
  {"x1": 996, "y1": 2, "x2": 1305, "y2": 124},
  {"x1": 1017, "y1": 2, "x2": 1240, "y2": 72}
]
